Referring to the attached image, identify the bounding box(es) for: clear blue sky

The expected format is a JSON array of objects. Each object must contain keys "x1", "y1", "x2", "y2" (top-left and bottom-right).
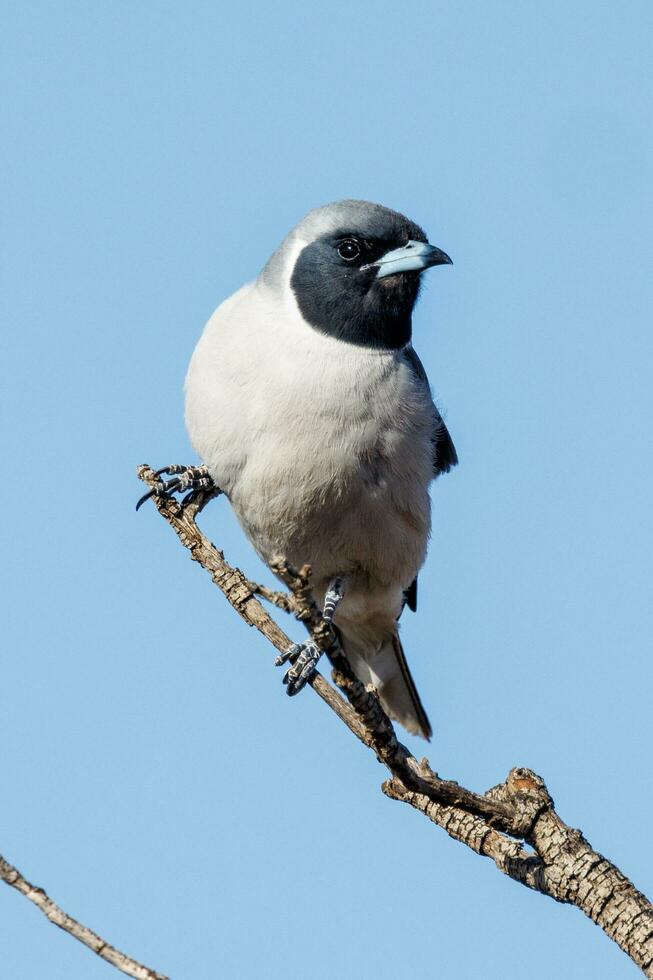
[{"x1": 2, "y1": 2, "x2": 652, "y2": 978}]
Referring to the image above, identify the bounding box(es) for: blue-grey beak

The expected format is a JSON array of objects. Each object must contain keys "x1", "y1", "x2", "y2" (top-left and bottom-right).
[{"x1": 371, "y1": 240, "x2": 453, "y2": 279}]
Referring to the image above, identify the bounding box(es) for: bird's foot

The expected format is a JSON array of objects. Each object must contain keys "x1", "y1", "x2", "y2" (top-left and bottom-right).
[
  {"x1": 136, "y1": 464, "x2": 218, "y2": 511},
  {"x1": 273, "y1": 577, "x2": 346, "y2": 695},
  {"x1": 275, "y1": 640, "x2": 323, "y2": 696}
]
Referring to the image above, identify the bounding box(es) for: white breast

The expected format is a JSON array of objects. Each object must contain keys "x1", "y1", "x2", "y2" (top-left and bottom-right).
[{"x1": 185, "y1": 280, "x2": 436, "y2": 594}]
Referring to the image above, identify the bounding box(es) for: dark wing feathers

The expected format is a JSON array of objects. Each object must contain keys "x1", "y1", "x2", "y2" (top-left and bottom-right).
[
  {"x1": 401, "y1": 347, "x2": 458, "y2": 615},
  {"x1": 403, "y1": 576, "x2": 418, "y2": 612},
  {"x1": 402, "y1": 346, "x2": 458, "y2": 478},
  {"x1": 433, "y1": 412, "x2": 458, "y2": 475}
]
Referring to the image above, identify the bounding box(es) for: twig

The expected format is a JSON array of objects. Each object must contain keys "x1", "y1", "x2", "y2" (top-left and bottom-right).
[
  {"x1": 0, "y1": 855, "x2": 168, "y2": 980},
  {"x1": 134, "y1": 463, "x2": 653, "y2": 977},
  {"x1": 244, "y1": 581, "x2": 301, "y2": 614}
]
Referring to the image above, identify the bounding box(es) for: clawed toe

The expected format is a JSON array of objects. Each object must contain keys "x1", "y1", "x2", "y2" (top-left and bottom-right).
[
  {"x1": 136, "y1": 465, "x2": 218, "y2": 511},
  {"x1": 277, "y1": 640, "x2": 323, "y2": 695}
]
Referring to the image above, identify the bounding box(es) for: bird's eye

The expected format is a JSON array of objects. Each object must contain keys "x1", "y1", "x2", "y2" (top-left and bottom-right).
[{"x1": 337, "y1": 239, "x2": 361, "y2": 261}]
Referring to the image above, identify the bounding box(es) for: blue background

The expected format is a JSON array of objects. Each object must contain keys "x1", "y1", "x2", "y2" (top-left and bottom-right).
[{"x1": 2, "y1": 2, "x2": 652, "y2": 977}]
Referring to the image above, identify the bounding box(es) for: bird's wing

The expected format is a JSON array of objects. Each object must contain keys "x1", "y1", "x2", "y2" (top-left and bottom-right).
[
  {"x1": 402, "y1": 345, "x2": 458, "y2": 478},
  {"x1": 403, "y1": 576, "x2": 418, "y2": 612},
  {"x1": 432, "y1": 410, "x2": 458, "y2": 475},
  {"x1": 401, "y1": 347, "x2": 458, "y2": 615}
]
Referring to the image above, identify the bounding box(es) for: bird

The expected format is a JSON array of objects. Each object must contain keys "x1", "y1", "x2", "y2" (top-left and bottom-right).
[{"x1": 180, "y1": 200, "x2": 456, "y2": 738}]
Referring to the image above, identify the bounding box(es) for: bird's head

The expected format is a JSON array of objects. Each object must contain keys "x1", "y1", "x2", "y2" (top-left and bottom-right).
[{"x1": 260, "y1": 199, "x2": 452, "y2": 350}]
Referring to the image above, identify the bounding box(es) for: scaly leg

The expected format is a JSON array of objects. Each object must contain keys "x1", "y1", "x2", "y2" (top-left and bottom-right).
[{"x1": 322, "y1": 577, "x2": 345, "y2": 624}]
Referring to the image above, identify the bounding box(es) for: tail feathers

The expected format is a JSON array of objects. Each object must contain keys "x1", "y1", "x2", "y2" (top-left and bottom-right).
[
  {"x1": 388, "y1": 634, "x2": 432, "y2": 739},
  {"x1": 339, "y1": 630, "x2": 432, "y2": 740}
]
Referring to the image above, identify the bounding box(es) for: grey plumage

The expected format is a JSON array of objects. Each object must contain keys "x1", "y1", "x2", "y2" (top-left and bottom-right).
[{"x1": 185, "y1": 200, "x2": 456, "y2": 738}]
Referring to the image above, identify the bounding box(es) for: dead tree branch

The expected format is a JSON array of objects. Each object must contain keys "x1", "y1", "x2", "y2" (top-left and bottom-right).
[
  {"x1": 0, "y1": 855, "x2": 168, "y2": 980},
  {"x1": 133, "y1": 463, "x2": 653, "y2": 977},
  {"x1": 4, "y1": 462, "x2": 650, "y2": 979}
]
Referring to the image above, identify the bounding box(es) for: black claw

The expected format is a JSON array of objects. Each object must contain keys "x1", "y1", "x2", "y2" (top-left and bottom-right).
[
  {"x1": 285, "y1": 673, "x2": 302, "y2": 696},
  {"x1": 285, "y1": 674, "x2": 308, "y2": 696},
  {"x1": 180, "y1": 489, "x2": 197, "y2": 507},
  {"x1": 285, "y1": 667, "x2": 317, "y2": 696},
  {"x1": 135, "y1": 489, "x2": 155, "y2": 512}
]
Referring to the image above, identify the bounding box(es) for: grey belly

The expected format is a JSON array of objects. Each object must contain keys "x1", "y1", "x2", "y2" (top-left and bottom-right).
[{"x1": 231, "y1": 455, "x2": 430, "y2": 593}]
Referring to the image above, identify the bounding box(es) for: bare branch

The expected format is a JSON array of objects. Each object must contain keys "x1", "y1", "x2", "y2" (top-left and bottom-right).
[
  {"x1": 0, "y1": 855, "x2": 168, "y2": 980},
  {"x1": 134, "y1": 463, "x2": 653, "y2": 977},
  {"x1": 7, "y1": 462, "x2": 648, "y2": 978}
]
